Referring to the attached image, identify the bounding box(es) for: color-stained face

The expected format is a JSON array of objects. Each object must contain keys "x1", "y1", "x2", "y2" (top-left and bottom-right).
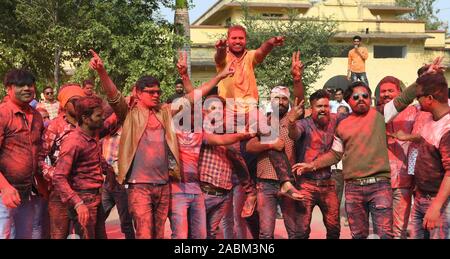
[
  {"x1": 379, "y1": 82, "x2": 401, "y2": 105},
  {"x1": 83, "y1": 84, "x2": 95, "y2": 96},
  {"x1": 85, "y1": 107, "x2": 104, "y2": 130},
  {"x1": 348, "y1": 86, "x2": 371, "y2": 114},
  {"x1": 137, "y1": 86, "x2": 161, "y2": 109},
  {"x1": 228, "y1": 29, "x2": 247, "y2": 54},
  {"x1": 271, "y1": 95, "x2": 290, "y2": 118},
  {"x1": 416, "y1": 84, "x2": 432, "y2": 112},
  {"x1": 8, "y1": 84, "x2": 35, "y2": 105},
  {"x1": 311, "y1": 98, "x2": 330, "y2": 127},
  {"x1": 65, "y1": 96, "x2": 82, "y2": 118}
]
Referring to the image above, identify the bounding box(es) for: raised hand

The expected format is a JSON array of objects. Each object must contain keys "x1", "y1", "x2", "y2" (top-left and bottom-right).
[
  {"x1": 288, "y1": 98, "x2": 305, "y2": 124},
  {"x1": 89, "y1": 49, "x2": 105, "y2": 72},
  {"x1": 291, "y1": 51, "x2": 304, "y2": 81},
  {"x1": 424, "y1": 56, "x2": 445, "y2": 76},
  {"x1": 270, "y1": 36, "x2": 285, "y2": 47},
  {"x1": 217, "y1": 60, "x2": 236, "y2": 80},
  {"x1": 176, "y1": 51, "x2": 188, "y2": 76},
  {"x1": 215, "y1": 39, "x2": 228, "y2": 50}
]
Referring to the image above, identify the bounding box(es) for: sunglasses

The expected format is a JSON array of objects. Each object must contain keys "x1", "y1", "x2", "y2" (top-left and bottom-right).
[
  {"x1": 352, "y1": 93, "x2": 369, "y2": 101},
  {"x1": 45, "y1": 92, "x2": 54, "y2": 95},
  {"x1": 141, "y1": 89, "x2": 162, "y2": 96},
  {"x1": 43, "y1": 116, "x2": 50, "y2": 119}
]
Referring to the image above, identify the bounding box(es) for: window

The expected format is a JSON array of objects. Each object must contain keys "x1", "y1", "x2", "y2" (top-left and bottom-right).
[
  {"x1": 331, "y1": 45, "x2": 353, "y2": 58},
  {"x1": 225, "y1": 17, "x2": 232, "y2": 27},
  {"x1": 374, "y1": 46, "x2": 407, "y2": 58}
]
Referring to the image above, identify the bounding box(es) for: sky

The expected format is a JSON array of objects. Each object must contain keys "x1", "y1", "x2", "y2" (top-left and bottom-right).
[{"x1": 159, "y1": 0, "x2": 450, "y2": 30}]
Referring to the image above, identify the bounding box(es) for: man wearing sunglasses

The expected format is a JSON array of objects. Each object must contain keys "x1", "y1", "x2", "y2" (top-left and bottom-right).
[
  {"x1": 89, "y1": 49, "x2": 235, "y2": 239},
  {"x1": 37, "y1": 86, "x2": 60, "y2": 120},
  {"x1": 347, "y1": 35, "x2": 369, "y2": 86}
]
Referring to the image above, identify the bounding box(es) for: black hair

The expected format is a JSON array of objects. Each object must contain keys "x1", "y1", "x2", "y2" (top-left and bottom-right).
[
  {"x1": 344, "y1": 81, "x2": 372, "y2": 102},
  {"x1": 309, "y1": 89, "x2": 330, "y2": 105},
  {"x1": 75, "y1": 96, "x2": 103, "y2": 126},
  {"x1": 175, "y1": 79, "x2": 183, "y2": 85},
  {"x1": 3, "y1": 69, "x2": 36, "y2": 88},
  {"x1": 82, "y1": 79, "x2": 94, "y2": 88},
  {"x1": 135, "y1": 76, "x2": 160, "y2": 91},
  {"x1": 353, "y1": 35, "x2": 362, "y2": 41}
]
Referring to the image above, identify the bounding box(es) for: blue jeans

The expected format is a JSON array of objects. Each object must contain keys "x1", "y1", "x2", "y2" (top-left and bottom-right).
[
  {"x1": 102, "y1": 186, "x2": 135, "y2": 239},
  {"x1": 345, "y1": 180, "x2": 393, "y2": 239},
  {"x1": 31, "y1": 196, "x2": 50, "y2": 239},
  {"x1": 221, "y1": 184, "x2": 250, "y2": 239},
  {"x1": 0, "y1": 195, "x2": 35, "y2": 239},
  {"x1": 205, "y1": 192, "x2": 231, "y2": 239},
  {"x1": 256, "y1": 180, "x2": 296, "y2": 239},
  {"x1": 351, "y1": 72, "x2": 369, "y2": 86},
  {"x1": 170, "y1": 193, "x2": 206, "y2": 239},
  {"x1": 410, "y1": 194, "x2": 450, "y2": 239}
]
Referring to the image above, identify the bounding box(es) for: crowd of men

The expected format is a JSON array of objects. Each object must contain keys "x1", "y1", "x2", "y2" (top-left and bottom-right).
[{"x1": 0, "y1": 25, "x2": 449, "y2": 239}]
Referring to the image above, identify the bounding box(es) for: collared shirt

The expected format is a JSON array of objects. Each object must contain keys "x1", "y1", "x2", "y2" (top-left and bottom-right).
[
  {"x1": 293, "y1": 115, "x2": 342, "y2": 180},
  {"x1": 217, "y1": 50, "x2": 260, "y2": 113},
  {"x1": 257, "y1": 115, "x2": 295, "y2": 181},
  {"x1": 102, "y1": 128, "x2": 121, "y2": 176},
  {"x1": 53, "y1": 127, "x2": 106, "y2": 207},
  {"x1": 199, "y1": 144, "x2": 233, "y2": 190},
  {"x1": 37, "y1": 100, "x2": 60, "y2": 119},
  {"x1": 329, "y1": 100, "x2": 352, "y2": 114},
  {"x1": 39, "y1": 113, "x2": 76, "y2": 180},
  {"x1": 0, "y1": 100, "x2": 43, "y2": 192}
]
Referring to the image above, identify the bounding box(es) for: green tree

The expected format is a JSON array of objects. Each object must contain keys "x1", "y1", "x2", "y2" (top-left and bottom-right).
[
  {"x1": 396, "y1": 0, "x2": 448, "y2": 30},
  {"x1": 240, "y1": 8, "x2": 338, "y2": 97},
  {"x1": 0, "y1": 0, "x2": 183, "y2": 100}
]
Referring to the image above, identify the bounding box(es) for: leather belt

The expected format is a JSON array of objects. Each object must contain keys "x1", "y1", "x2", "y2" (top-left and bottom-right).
[
  {"x1": 346, "y1": 176, "x2": 389, "y2": 186},
  {"x1": 200, "y1": 183, "x2": 229, "y2": 196}
]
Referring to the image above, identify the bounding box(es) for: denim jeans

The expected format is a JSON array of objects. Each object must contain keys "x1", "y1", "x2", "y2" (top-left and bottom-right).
[
  {"x1": 48, "y1": 191, "x2": 71, "y2": 239},
  {"x1": 392, "y1": 188, "x2": 412, "y2": 239},
  {"x1": 345, "y1": 180, "x2": 393, "y2": 239},
  {"x1": 0, "y1": 194, "x2": 35, "y2": 239},
  {"x1": 256, "y1": 180, "x2": 297, "y2": 239},
  {"x1": 410, "y1": 194, "x2": 450, "y2": 239},
  {"x1": 351, "y1": 72, "x2": 369, "y2": 86},
  {"x1": 205, "y1": 192, "x2": 231, "y2": 239},
  {"x1": 102, "y1": 186, "x2": 135, "y2": 239},
  {"x1": 31, "y1": 195, "x2": 50, "y2": 239},
  {"x1": 221, "y1": 184, "x2": 250, "y2": 239},
  {"x1": 295, "y1": 181, "x2": 340, "y2": 239},
  {"x1": 127, "y1": 183, "x2": 170, "y2": 239},
  {"x1": 170, "y1": 193, "x2": 206, "y2": 239}
]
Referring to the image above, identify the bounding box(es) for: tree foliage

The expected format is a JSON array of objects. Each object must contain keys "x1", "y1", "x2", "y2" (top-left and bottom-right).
[
  {"x1": 0, "y1": 0, "x2": 185, "y2": 100},
  {"x1": 396, "y1": 0, "x2": 448, "y2": 30},
  {"x1": 240, "y1": 7, "x2": 338, "y2": 97}
]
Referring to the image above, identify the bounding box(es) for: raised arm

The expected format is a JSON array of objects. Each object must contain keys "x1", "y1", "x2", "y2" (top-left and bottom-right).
[
  {"x1": 291, "y1": 51, "x2": 305, "y2": 101},
  {"x1": 89, "y1": 49, "x2": 128, "y2": 122},
  {"x1": 177, "y1": 51, "x2": 195, "y2": 94},
  {"x1": 355, "y1": 46, "x2": 368, "y2": 60},
  {"x1": 205, "y1": 132, "x2": 254, "y2": 146},
  {"x1": 214, "y1": 39, "x2": 228, "y2": 68},
  {"x1": 254, "y1": 36, "x2": 285, "y2": 64},
  {"x1": 245, "y1": 136, "x2": 284, "y2": 154},
  {"x1": 287, "y1": 98, "x2": 305, "y2": 140}
]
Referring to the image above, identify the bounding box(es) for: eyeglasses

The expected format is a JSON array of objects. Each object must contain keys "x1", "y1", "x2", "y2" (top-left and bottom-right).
[
  {"x1": 141, "y1": 89, "x2": 162, "y2": 96},
  {"x1": 45, "y1": 92, "x2": 54, "y2": 95},
  {"x1": 352, "y1": 93, "x2": 369, "y2": 101},
  {"x1": 43, "y1": 116, "x2": 50, "y2": 119}
]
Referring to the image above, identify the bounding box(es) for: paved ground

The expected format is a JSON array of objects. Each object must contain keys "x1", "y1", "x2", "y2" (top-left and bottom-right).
[{"x1": 105, "y1": 206, "x2": 357, "y2": 239}]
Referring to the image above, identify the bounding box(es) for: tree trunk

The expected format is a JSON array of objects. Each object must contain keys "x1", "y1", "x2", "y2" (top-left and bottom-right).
[
  {"x1": 174, "y1": 0, "x2": 191, "y2": 77},
  {"x1": 54, "y1": 47, "x2": 62, "y2": 86}
]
